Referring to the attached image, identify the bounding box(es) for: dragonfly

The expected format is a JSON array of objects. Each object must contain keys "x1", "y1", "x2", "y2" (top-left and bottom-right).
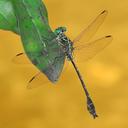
[{"x1": 0, "y1": 0, "x2": 112, "y2": 119}]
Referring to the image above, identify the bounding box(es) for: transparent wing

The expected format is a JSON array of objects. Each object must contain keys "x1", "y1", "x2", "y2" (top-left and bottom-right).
[
  {"x1": 12, "y1": 53, "x2": 32, "y2": 65},
  {"x1": 27, "y1": 60, "x2": 68, "y2": 89},
  {"x1": 12, "y1": 53, "x2": 51, "y2": 88},
  {"x1": 73, "y1": 35, "x2": 113, "y2": 62},
  {"x1": 27, "y1": 72, "x2": 53, "y2": 89},
  {"x1": 73, "y1": 10, "x2": 108, "y2": 44},
  {"x1": 12, "y1": 51, "x2": 67, "y2": 89}
]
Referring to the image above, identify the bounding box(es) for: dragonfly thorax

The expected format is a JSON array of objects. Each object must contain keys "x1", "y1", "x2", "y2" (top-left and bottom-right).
[{"x1": 54, "y1": 26, "x2": 74, "y2": 60}]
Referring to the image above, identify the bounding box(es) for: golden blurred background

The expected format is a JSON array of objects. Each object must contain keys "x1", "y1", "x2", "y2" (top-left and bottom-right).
[{"x1": 0, "y1": 0, "x2": 128, "y2": 127}]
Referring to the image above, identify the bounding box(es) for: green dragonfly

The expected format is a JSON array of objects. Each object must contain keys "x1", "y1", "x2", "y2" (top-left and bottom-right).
[{"x1": 0, "y1": 0, "x2": 112, "y2": 118}]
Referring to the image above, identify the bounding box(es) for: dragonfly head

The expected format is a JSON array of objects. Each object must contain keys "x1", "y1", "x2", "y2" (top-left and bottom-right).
[{"x1": 54, "y1": 26, "x2": 67, "y2": 35}]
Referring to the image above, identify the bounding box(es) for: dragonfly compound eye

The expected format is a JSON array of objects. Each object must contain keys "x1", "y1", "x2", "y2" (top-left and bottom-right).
[{"x1": 54, "y1": 26, "x2": 67, "y2": 35}]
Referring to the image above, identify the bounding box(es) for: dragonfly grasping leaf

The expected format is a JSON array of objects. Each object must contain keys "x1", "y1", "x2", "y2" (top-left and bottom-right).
[{"x1": 0, "y1": 0, "x2": 112, "y2": 119}]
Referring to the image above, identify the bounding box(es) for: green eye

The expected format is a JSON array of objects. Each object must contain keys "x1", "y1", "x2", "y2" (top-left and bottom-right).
[
  {"x1": 54, "y1": 29, "x2": 61, "y2": 35},
  {"x1": 62, "y1": 27, "x2": 66, "y2": 32},
  {"x1": 54, "y1": 26, "x2": 67, "y2": 35}
]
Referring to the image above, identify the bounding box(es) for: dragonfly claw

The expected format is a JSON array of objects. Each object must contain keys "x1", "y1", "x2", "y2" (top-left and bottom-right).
[{"x1": 87, "y1": 97, "x2": 98, "y2": 119}]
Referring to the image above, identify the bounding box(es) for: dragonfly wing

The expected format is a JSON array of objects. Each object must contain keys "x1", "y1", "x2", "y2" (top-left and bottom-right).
[
  {"x1": 27, "y1": 59, "x2": 68, "y2": 89},
  {"x1": 12, "y1": 51, "x2": 65, "y2": 89},
  {"x1": 73, "y1": 35, "x2": 113, "y2": 62},
  {"x1": 27, "y1": 59, "x2": 66, "y2": 89},
  {"x1": 73, "y1": 10, "x2": 108, "y2": 44},
  {"x1": 27, "y1": 72, "x2": 53, "y2": 89},
  {"x1": 12, "y1": 52, "x2": 32, "y2": 65},
  {"x1": 27, "y1": 57, "x2": 66, "y2": 89}
]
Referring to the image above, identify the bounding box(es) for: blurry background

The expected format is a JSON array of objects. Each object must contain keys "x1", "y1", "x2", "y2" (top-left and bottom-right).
[{"x1": 0, "y1": 0, "x2": 128, "y2": 128}]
